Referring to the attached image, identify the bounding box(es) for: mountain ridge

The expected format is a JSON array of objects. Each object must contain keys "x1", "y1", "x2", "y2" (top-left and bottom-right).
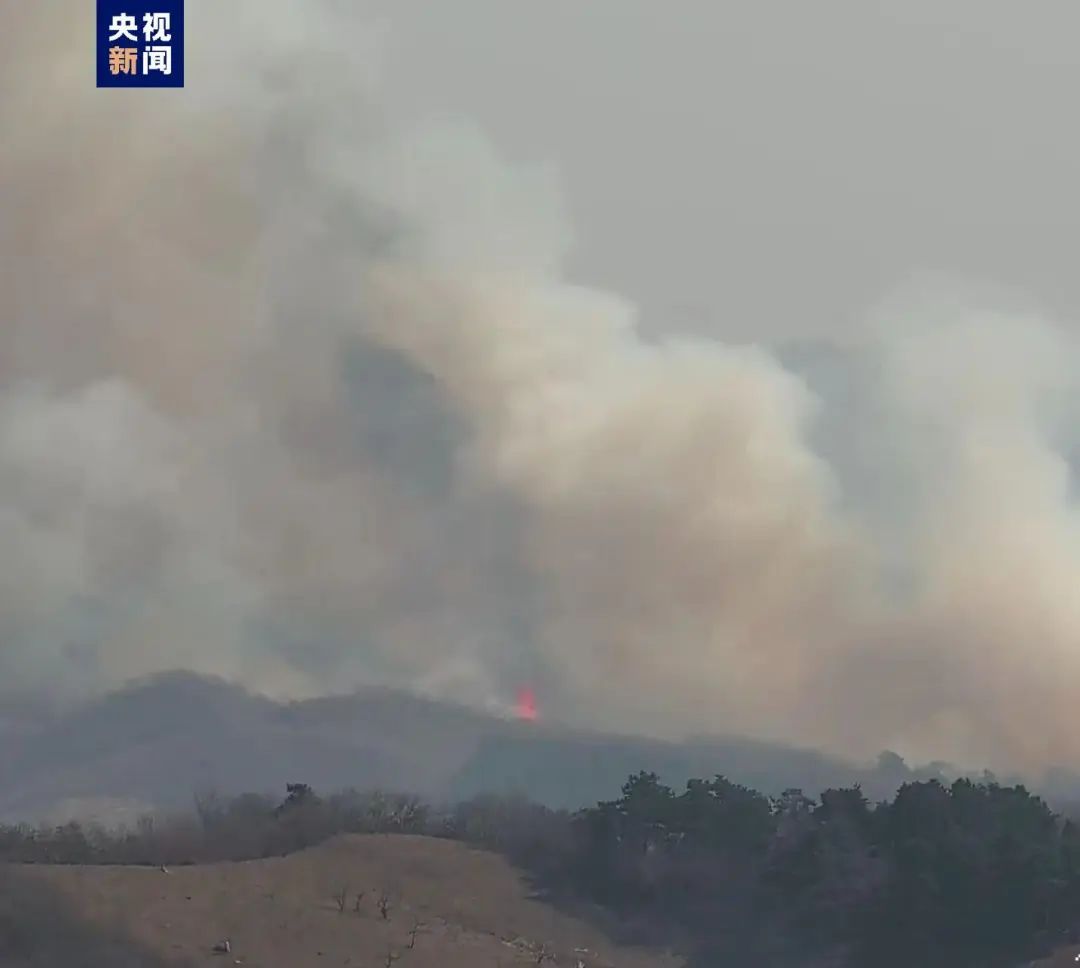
[{"x1": 0, "y1": 670, "x2": 1030, "y2": 824}]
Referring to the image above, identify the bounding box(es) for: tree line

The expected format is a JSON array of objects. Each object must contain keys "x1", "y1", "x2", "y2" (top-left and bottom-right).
[{"x1": 2, "y1": 773, "x2": 1079, "y2": 966}]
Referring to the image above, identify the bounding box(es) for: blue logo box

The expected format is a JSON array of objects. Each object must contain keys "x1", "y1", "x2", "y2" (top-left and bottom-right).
[{"x1": 97, "y1": 0, "x2": 184, "y2": 88}]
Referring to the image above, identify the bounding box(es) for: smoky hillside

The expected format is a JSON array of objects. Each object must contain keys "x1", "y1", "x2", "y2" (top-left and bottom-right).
[
  {"x1": 5, "y1": 2, "x2": 1080, "y2": 816},
  {"x1": 0, "y1": 672, "x2": 1008, "y2": 824}
]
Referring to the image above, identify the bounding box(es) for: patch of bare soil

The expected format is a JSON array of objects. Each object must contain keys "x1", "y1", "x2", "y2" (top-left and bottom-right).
[{"x1": 13, "y1": 834, "x2": 684, "y2": 968}]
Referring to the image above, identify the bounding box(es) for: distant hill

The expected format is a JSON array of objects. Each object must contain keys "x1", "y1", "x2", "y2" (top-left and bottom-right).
[
  {"x1": 5, "y1": 833, "x2": 683, "y2": 967},
  {"x1": 0, "y1": 670, "x2": 1012, "y2": 823}
]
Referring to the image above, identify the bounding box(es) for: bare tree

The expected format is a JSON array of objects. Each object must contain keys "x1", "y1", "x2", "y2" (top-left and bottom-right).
[
  {"x1": 353, "y1": 889, "x2": 366, "y2": 914},
  {"x1": 377, "y1": 890, "x2": 391, "y2": 920},
  {"x1": 193, "y1": 788, "x2": 223, "y2": 831},
  {"x1": 332, "y1": 885, "x2": 349, "y2": 913},
  {"x1": 407, "y1": 919, "x2": 425, "y2": 949}
]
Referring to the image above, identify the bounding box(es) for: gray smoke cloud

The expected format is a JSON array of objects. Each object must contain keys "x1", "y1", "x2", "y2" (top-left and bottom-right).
[{"x1": 4, "y1": 1, "x2": 1080, "y2": 774}]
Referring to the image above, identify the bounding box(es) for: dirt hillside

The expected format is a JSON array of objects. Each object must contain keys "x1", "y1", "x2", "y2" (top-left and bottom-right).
[{"x1": 7, "y1": 834, "x2": 683, "y2": 968}]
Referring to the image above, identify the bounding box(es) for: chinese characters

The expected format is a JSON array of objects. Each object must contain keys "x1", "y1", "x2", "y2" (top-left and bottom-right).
[
  {"x1": 97, "y1": 0, "x2": 183, "y2": 88},
  {"x1": 107, "y1": 11, "x2": 173, "y2": 77}
]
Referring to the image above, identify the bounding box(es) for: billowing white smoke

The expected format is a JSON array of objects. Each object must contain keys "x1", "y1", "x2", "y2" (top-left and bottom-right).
[{"x1": 4, "y1": 1, "x2": 1080, "y2": 773}]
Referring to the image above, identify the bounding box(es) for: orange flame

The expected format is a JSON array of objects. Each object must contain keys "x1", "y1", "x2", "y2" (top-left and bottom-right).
[{"x1": 514, "y1": 686, "x2": 538, "y2": 722}]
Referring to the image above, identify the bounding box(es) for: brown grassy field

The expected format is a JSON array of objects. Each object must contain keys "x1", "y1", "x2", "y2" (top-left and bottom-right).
[{"x1": 3, "y1": 834, "x2": 684, "y2": 968}]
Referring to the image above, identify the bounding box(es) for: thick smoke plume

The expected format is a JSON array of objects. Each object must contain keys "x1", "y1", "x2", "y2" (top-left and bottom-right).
[{"x1": 4, "y1": 1, "x2": 1080, "y2": 774}]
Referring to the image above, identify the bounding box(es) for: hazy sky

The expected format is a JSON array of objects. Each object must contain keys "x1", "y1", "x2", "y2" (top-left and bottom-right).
[{"x1": 370, "y1": 0, "x2": 1080, "y2": 341}]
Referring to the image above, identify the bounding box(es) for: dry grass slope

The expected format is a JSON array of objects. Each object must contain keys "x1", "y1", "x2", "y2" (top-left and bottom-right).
[{"x1": 10, "y1": 834, "x2": 683, "y2": 968}]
